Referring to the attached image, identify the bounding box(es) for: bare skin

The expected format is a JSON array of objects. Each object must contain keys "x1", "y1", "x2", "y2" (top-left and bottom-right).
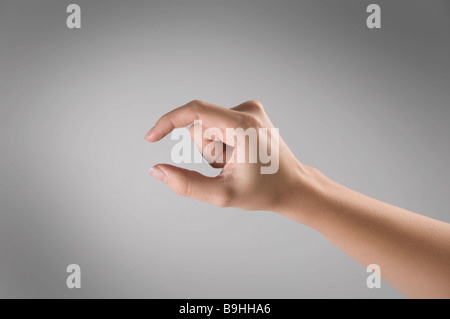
[{"x1": 145, "y1": 99, "x2": 450, "y2": 299}]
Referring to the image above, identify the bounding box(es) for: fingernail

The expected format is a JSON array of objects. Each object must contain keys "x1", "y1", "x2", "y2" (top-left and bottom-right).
[
  {"x1": 145, "y1": 127, "x2": 155, "y2": 141},
  {"x1": 149, "y1": 166, "x2": 167, "y2": 182}
]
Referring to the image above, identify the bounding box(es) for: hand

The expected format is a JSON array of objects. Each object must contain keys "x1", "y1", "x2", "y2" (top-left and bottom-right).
[
  {"x1": 145, "y1": 99, "x2": 450, "y2": 298},
  {"x1": 145, "y1": 99, "x2": 314, "y2": 215}
]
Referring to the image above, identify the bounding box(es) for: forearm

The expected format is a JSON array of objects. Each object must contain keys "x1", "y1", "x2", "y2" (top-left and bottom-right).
[{"x1": 277, "y1": 164, "x2": 450, "y2": 298}]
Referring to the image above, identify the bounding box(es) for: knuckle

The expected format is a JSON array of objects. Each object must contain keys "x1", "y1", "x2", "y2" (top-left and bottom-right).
[
  {"x1": 187, "y1": 99, "x2": 206, "y2": 115},
  {"x1": 189, "y1": 99, "x2": 204, "y2": 108},
  {"x1": 247, "y1": 100, "x2": 264, "y2": 111}
]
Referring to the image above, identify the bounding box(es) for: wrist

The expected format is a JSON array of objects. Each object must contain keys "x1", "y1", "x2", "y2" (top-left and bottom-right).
[{"x1": 274, "y1": 163, "x2": 333, "y2": 228}]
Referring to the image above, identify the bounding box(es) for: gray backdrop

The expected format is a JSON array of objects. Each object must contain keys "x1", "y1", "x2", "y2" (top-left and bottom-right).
[{"x1": 0, "y1": 0, "x2": 449, "y2": 298}]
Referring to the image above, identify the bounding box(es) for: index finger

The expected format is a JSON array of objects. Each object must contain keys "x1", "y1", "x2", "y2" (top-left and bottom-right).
[{"x1": 144, "y1": 100, "x2": 241, "y2": 142}]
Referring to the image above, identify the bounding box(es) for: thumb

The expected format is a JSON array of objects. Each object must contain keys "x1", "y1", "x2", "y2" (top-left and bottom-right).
[{"x1": 149, "y1": 164, "x2": 232, "y2": 207}]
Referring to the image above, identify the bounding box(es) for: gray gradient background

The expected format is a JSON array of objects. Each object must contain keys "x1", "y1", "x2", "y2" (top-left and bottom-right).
[{"x1": 0, "y1": 0, "x2": 449, "y2": 298}]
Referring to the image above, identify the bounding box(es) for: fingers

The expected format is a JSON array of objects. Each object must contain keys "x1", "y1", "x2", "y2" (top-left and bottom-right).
[
  {"x1": 189, "y1": 123, "x2": 230, "y2": 168},
  {"x1": 144, "y1": 100, "x2": 265, "y2": 205},
  {"x1": 149, "y1": 164, "x2": 232, "y2": 207},
  {"x1": 145, "y1": 100, "x2": 241, "y2": 142}
]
